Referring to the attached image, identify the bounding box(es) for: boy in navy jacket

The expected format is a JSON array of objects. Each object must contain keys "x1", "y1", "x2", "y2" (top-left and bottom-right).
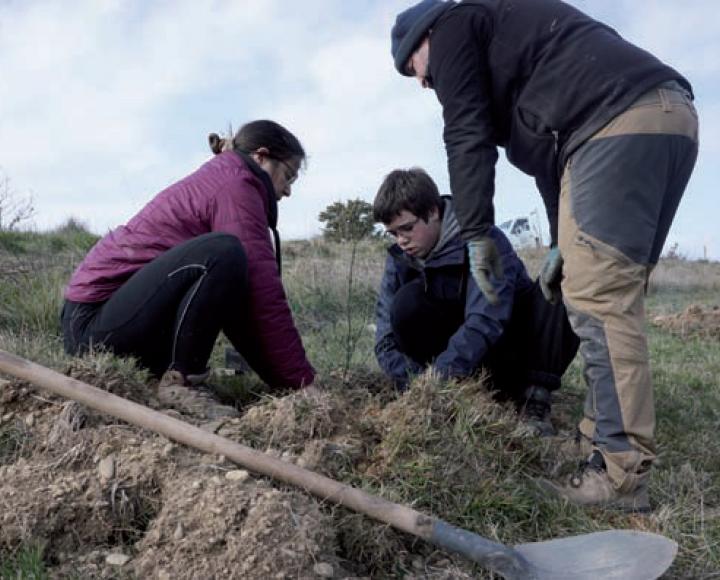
[{"x1": 374, "y1": 168, "x2": 578, "y2": 435}]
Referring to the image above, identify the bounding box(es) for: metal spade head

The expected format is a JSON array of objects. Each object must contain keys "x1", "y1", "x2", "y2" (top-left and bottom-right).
[{"x1": 514, "y1": 530, "x2": 678, "y2": 580}]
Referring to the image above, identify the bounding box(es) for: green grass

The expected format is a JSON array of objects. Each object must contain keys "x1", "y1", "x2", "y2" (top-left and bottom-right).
[
  {"x1": 0, "y1": 422, "x2": 29, "y2": 466},
  {"x1": 0, "y1": 543, "x2": 49, "y2": 580},
  {"x1": 0, "y1": 267, "x2": 68, "y2": 335},
  {"x1": 0, "y1": 232, "x2": 718, "y2": 577},
  {"x1": 0, "y1": 220, "x2": 98, "y2": 255},
  {"x1": 0, "y1": 221, "x2": 98, "y2": 335}
]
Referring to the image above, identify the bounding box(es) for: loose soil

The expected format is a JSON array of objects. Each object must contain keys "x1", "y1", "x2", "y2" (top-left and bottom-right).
[
  {"x1": 651, "y1": 304, "x2": 720, "y2": 340},
  {"x1": 0, "y1": 366, "x2": 483, "y2": 579}
]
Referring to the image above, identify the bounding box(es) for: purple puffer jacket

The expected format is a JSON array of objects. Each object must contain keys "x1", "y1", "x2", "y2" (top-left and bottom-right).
[{"x1": 65, "y1": 151, "x2": 315, "y2": 389}]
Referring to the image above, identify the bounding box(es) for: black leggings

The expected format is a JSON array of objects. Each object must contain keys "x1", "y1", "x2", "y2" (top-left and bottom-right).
[
  {"x1": 62, "y1": 233, "x2": 249, "y2": 377},
  {"x1": 390, "y1": 279, "x2": 579, "y2": 399}
]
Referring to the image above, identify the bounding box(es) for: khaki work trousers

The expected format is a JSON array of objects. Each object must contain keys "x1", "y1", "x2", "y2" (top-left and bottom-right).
[{"x1": 559, "y1": 83, "x2": 698, "y2": 492}]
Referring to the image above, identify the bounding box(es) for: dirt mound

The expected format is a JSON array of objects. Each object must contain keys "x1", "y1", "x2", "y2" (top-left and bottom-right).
[
  {"x1": 1, "y1": 394, "x2": 347, "y2": 579},
  {"x1": 651, "y1": 304, "x2": 720, "y2": 340},
  {"x1": 0, "y1": 366, "x2": 561, "y2": 579},
  {"x1": 134, "y1": 479, "x2": 343, "y2": 579}
]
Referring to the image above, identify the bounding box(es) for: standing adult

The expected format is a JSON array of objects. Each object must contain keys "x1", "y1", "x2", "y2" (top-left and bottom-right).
[
  {"x1": 390, "y1": 0, "x2": 699, "y2": 511},
  {"x1": 62, "y1": 120, "x2": 315, "y2": 419}
]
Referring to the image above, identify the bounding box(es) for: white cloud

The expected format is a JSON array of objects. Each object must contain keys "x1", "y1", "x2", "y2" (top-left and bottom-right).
[
  {"x1": 0, "y1": 0, "x2": 284, "y2": 227},
  {"x1": 0, "y1": 0, "x2": 717, "y2": 258}
]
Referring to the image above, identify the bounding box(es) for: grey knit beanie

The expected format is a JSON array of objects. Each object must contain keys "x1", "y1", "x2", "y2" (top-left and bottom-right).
[{"x1": 391, "y1": 0, "x2": 455, "y2": 75}]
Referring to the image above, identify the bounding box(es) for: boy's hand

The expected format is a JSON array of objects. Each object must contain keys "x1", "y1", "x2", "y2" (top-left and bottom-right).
[{"x1": 467, "y1": 238, "x2": 503, "y2": 305}]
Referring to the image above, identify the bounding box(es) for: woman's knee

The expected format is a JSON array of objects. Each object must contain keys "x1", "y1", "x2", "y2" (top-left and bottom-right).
[{"x1": 200, "y1": 233, "x2": 248, "y2": 275}]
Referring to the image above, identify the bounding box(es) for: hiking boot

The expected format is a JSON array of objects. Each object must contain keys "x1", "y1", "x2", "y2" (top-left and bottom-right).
[
  {"x1": 558, "y1": 427, "x2": 594, "y2": 460},
  {"x1": 538, "y1": 451, "x2": 651, "y2": 513},
  {"x1": 515, "y1": 385, "x2": 556, "y2": 437},
  {"x1": 157, "y1": 370, "x2": 239, "y2": 421}
]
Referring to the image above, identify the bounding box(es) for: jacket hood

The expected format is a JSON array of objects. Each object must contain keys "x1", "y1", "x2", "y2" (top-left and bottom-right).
[{"x1": 425, "y1": 197, "x2": 461, "y2": 261}]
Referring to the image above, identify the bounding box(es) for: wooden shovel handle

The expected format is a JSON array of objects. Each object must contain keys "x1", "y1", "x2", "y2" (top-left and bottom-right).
[{"x1": 0, "y1": 349, "x2": 527, "y2": 578}]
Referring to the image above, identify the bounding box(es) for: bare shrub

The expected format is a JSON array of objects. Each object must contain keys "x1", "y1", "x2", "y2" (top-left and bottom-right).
[{"x1": 0, "y1": 170, "x2": 35, "y2": 231}]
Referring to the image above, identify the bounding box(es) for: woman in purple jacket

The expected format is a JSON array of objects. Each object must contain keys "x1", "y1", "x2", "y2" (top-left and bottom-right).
[{"x1": 62, "y1": 120, "x2": 315, "y2": 419}]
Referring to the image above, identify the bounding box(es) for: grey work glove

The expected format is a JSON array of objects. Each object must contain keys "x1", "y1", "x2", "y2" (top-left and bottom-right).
[
  {"x1": 539, "y1": 246, "x2": 564, "y2": 304},
  {"x1": 467, "y1": 238, "x2": 503, "y2": 305}
]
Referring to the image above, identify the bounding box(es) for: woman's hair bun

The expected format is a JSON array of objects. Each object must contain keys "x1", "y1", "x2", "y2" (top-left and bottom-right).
[{"x1": 208, "y1": 133, "x2": 227, "y2": 155}]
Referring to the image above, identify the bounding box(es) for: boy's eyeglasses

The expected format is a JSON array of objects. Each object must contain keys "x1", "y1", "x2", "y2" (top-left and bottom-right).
[{"x1": 385, "y1": 217, "x2": 420, "y2": 239}]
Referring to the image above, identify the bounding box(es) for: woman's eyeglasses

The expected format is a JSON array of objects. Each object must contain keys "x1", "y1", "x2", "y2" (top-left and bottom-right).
[{"x1": 273, "y1": 157, "x2": 298, "y2": 185}]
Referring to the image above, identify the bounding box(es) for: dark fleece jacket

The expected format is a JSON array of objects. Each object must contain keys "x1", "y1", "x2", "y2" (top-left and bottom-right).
[{"x1": 427, "y1": 0, "x2": 691, "y2": 244}]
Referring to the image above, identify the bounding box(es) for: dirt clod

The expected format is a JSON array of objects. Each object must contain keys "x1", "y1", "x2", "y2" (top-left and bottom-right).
[{"x1": 652, "y1": 304, "x2": 720, "y2": 340}]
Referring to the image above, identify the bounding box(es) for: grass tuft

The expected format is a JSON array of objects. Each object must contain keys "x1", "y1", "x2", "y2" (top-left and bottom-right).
[
  {"x1": 0, "y1": 542, "x2": 49, "y2": 580},
  {"x1": 0, "y1": 421, "x2": 31, "y2": 466}
]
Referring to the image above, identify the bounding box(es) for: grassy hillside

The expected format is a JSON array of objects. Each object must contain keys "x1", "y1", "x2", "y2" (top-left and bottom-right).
[{"x1": 0, "y1": 230, "x2": 718, "y2": 578}]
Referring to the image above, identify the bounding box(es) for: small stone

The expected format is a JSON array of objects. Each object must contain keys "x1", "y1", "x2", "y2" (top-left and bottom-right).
[
  {"x1": 412, "y1": 556, "x2": 424, "y2": 570},
  {"x1": 191, "y1": 480, "x2": 202, "y2": 489},
  {"x1": 173, "y1": 522, "x2": 185, "y2": 540},
  {"x1": 162, "y1": 443, "x2": 175, "y2": 456},
  {"x1": 25, "y1": 413, "x2": 35, "y2": 427},
  {"x1": 211, "y1": 476, "x2": 222, "y2": 486},
  {"x1": 225, "y1": 470, "x2": 250, "y2": 482},
  {"x1": 106, "y1": 553, "x2": 131, "y2": 566},
  {"x1": 313, "y1": 563, "x2": 334, "y2": 578},
  {"x1": 98, "y1": 456, "x2": 115, "y2": 482},
  {"x1": 158, "y1": 571, "x2": 172, "y2": 580}
]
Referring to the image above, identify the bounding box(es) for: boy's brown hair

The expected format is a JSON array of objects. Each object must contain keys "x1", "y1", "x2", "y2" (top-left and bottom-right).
[{"x1": 373, "y1": 167, "x2": 442, "y2": 224}]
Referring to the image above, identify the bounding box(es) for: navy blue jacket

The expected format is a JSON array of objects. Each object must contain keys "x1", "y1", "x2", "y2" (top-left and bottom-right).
[{"x1": 375, "y1": 225, "x2": 532, "y2": 385}]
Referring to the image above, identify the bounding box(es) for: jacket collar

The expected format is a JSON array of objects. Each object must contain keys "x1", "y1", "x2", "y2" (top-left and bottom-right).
[
  {"x1": 232, "y1": 149, "x2": 282, "y2": 273},
  {"x1": 233, "y1": 149, "x2": 278, "y2": 230}
]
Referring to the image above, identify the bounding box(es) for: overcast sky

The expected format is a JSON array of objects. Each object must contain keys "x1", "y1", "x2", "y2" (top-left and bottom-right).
[{"x1": 1, "y1": 0, "x2": 717, "y2": 258}]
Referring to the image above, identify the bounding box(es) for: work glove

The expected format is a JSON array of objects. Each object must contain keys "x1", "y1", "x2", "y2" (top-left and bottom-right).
[
  {"x1": 539, "y1": 246, "x2": 563, "y2": 304},
  {"x1": 467, "y1": 238, "x2": 503, "y2": 305}
]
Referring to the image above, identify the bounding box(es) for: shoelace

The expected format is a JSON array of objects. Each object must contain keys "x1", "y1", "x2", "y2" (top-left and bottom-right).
[{"x1": 570, "y1": 453, "x2": 606, "y2": 487}]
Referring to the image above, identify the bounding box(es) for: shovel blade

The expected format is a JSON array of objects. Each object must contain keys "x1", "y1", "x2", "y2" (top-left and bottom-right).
[{"x1": 514, "y1": 530, "x2": 677, "y2": 580}]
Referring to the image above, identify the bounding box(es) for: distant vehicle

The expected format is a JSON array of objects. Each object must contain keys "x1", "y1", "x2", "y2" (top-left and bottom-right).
[{"x1": 498, "y1": 217, "x2": 542, "y2": 249}]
